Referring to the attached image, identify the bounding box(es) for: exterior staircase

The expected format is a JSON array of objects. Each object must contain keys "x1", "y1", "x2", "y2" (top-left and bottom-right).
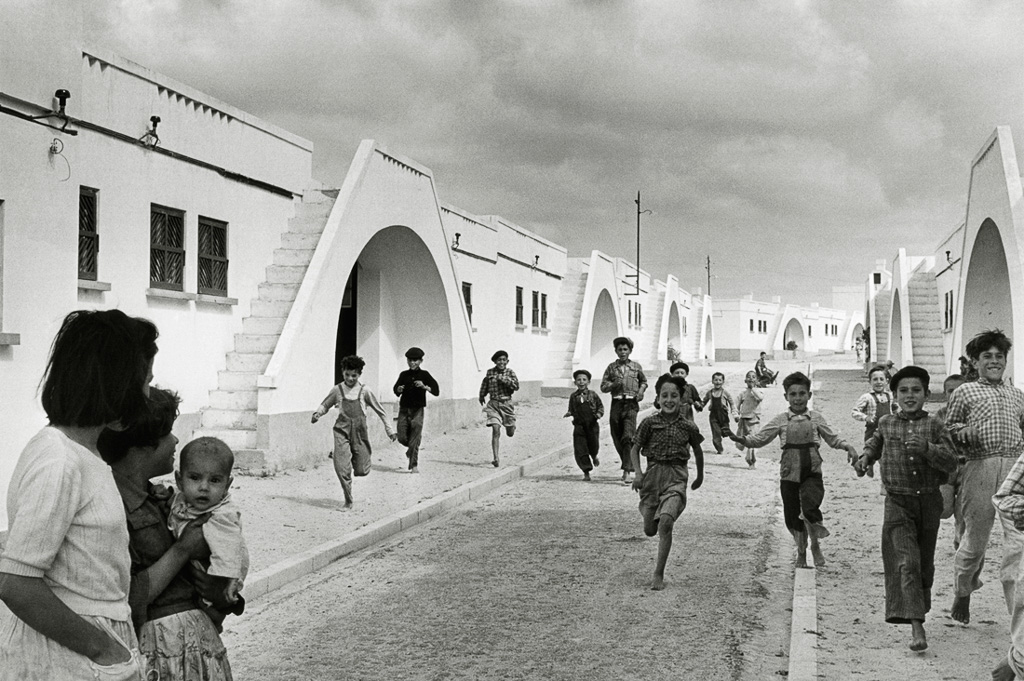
[
  {"x1": 683, "y1": 299, "x2": 704, "y2": 364},
  {"x1": 907, "y1": 266, "x2": 946, "y2": 380},
  {"x1": 192, "y1": 188, "x2": 337, "y2": 467},
  {"x1": 541, "y1": 259, "x2": 588, "y2": 396},
  {"x1": 872, "y1": 290, "x2": 891, "y2": 366},
  {"x1": 636, "y1": 288, "x2": 666, "y2": 369}
]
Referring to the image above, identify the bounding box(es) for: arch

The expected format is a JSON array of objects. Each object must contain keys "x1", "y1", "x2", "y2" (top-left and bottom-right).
[
  {"x1": 337, "y1": 225, "x2": 453, "y2": 392},
  {"x1": 890, "y1": 290, "x2": 904, "y2": 367},
  {"x1": 852, "y1": 322, "x2": 864, "y2": 342},
  {"x1": 589, "y1": 289, "x2": 619, "y2": 370},
  {"x1": 667, "y1": 301, "x2": 682, "y2": 359},
  {"x1": 962, "y1": 218, "x2": 1014, "y2": 374},
  {"x1": 782, "y1": 318, "x2": 805, "y2": 351}
]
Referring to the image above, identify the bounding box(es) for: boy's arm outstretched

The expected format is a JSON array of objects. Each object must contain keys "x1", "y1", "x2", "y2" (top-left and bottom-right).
[
  {"x1": 851, "y1": 393, "x2": 872, "y2": 422},
  {"x1": 815, "y1": 417, "x2": 860, "y2": 463},
  {"x1": 599, "y1": 365, "x2": 618, "y2": 394},
  {"x1": 729, "y1": 412, "x2": 785, "y2": 449},
  {"x1": 691, "y1": 440, "x2": 704, "y2": 490},
  {"x1": 855, "y1": 429, "x2": 883, "y2": 475},
  {"x1": 629, "y1": 442, "x2": 644, "y2": 491},
  {"x1": 479, "y1": 375, "x2": 489, "y2": 405},
  {"x1": 311, "y1": 387, "x2": 339, "y2": 423},
  {"x1": 362, "y1": 388, "x2": 397, "y2": 440}
]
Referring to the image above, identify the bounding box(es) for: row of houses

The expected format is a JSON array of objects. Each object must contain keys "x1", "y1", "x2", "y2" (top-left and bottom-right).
[{"x1": 0, "y1": 5, "x2": 863, "y2": 528}]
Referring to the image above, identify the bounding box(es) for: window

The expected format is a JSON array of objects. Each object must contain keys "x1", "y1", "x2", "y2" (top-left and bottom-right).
[
  {"x1": 682, "y1": 317, "x2": 687, "y2": 334},
  {"x1": 636, "y1": 303, "x2": 642, "y2": 327},
  {"x1": 462, "y1": 282, "x2": 473, "y2": 323},
  {"x1": 757, "y1": 320, "x2": 767, "y2": 334},
  {"x1": 515, "y1": 286, "x2": 524, "y2": 325},
  {"x1": 749, "y1": 319, "x2": 754, "y2": 332},
  {"x1": 833, "y1": 324, "x2": 838, "y2": 335},
  {"x1": 628, "y1": 301, "x2": 633, "y2": 325},
  {"x1": 808, "y1": 326, "x2": 812, "y2": 338},
  {"x1": 873, "y1": 272, "x2": 882, "y2": 285},
  {"x1": 541, "y1": 293, "x2": 547, "y2": 328},
  {"x1": 150, "y1": 204, "x2": 185, "y2": 291},
  {"x1": 79, "y1": 187, "x2": 98, "y2": 281},
  {"x1": 198, "y1": 217, "x2": 228, "y2": 296},
  {"x1": 944, "y1": 290, "x2": 954, "y2": 330},
  {"x1": 531, "y1": 290, "x2": 540, "y2": 327}
]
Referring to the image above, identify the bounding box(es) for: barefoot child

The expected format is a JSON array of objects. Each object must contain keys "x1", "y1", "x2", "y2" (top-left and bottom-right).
[
  {"x1": 854, "y1": 366, "x2": 957, "y2": 652},
  {"x1": 601, "y1": 337, "x2": 648, "y2": 484},
  {"x1": 729, "y1": 372, "x2": 859, "y2": 568},
  {"x1": 563, "y1": 369, "x2": 604, "y2": 481},
  {"x1": 944, "y1": 329, "x2": 1024, "y2": 625},
  {"x1": 393, "y1": 347, "x2": 440, "y2": 473},
  {"x1": 701, "y1": 372, "x2": 737, "y2": 455},
  {"x1": 479, "y1": 350, "x2": 519, "y2": 467},
  {"x1": 630, "y1": 374, "x2": 704, "y2": 590},
  {"x1": 851, "y1": 365, "x2": 895, "y2": 478},
  {"x1": 736, "y1": 371, "x2": 764, "y2": 468},
  {"x1": 168, "y1": 437, "x2": 250, "y2": 618},
  {"x1": 312, "y1": 355, "x2": 397, "y2": 507}
]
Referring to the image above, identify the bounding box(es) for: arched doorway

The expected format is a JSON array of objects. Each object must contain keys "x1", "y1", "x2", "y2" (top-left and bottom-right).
[
  {"x1": 589, "y1": 289, "x2": 618, "y2": 371},
  {"x1": 963, "y1": 219, "x2": 1013, "y2": 373},
  {"x1": 335, "y1": 225, "x2": 453, "y2": 391},
  {"x1": 782, "y1": 318, "x2": 804, "y2": 351},
  {"x1": 891, "y1": 291, "x2": 904, "y2": 367},
  {"x1": 667, "y1": 302, "x2": 682, "y2": 360}
]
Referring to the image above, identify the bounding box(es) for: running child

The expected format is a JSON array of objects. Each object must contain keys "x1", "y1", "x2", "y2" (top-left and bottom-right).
[
  {"x1": 701, "y1": 372, "x2": 737, "y2": 455},
  {"x1": 669, "y1": 361, "x2": 703, "y2": 421},
  {"x1": 564, "y1": 369, "x2": 604, "y2": 481},
  {"x1": 479, "y1": 350, "x2": 519, "y2": 467},
  {"x1": 854, "y1": 366, "x2": 958, "y2": 652},
  {"x1": 601, "y1": 337, "x2": 648, "y2": 484},
  {"x1": 736, "y1": 371, "x2": 764, "y2": 468},
  {"x1": 729, "y1": 372, "x2": 859, "y2": 568},
  {"x1": 168, "y1": 437, "x2": 250, "y2": 615},
  {"x1": 851, "y1": 364, "x2": 895, "y2": 478},
  {"x1": 630, "y1": 374, "x2": 704, "y2": 591},
  {"x1": 312, "y1": 355, "x2": 397, "y2": 508},
  {"x1": 393, "y1": 347, "x2": 440, "y2": 473}
]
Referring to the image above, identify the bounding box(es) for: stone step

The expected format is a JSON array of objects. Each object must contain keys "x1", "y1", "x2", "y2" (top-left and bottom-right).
[
  {"x1": 265, "y1": 265, "x2": 308, "y2": 284},
  {"x1": 218, "y1": 370, "x2": 258, "y2": 391},
  {"x1": 242, "y1": 316, "x2": 286, "y2": 335},
  {"x1": 202, "y1": 408, "x2": 258, "y2": 430},
  {"x1": 194, "y1": 428, "x2": 257, "y2": 450},
  {"x1": 208, "y1": 389, "x2": 258, "y2": 410},
  {"x1": 272, "y1": 248, "x2": 316, "y2": 267},
  {"x1": 280, "y1": 232, "x2": 321, "y2": 250},
  {"x1": 226, "y1": 352, "x2": 273, "y2": 373},
  {"x1": 234, "y1": 449, "x2": 266, "y2": 471},
  {"x1": 249, "y1": 300, "x2": 293, "y2": 318},
  {"x1": 287, "y1": 214, "x2": 330, "y2": 234},
  {"x1": 234, "y1": 333, "x2": 279, "y2": 354},
  {"x1": 258, "y1": 282, "x2": 301, "y2": 302}
]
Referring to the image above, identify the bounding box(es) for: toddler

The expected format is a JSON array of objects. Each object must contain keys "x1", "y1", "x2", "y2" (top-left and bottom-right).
[{"x1": 736, "y1": 371, "x2": 764, "y2": 467}]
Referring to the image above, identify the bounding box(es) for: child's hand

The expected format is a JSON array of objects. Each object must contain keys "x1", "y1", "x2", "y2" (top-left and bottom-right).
[
  {"x1": 479, "y1": 398, "x2": 486, "y2": 406},
  {"x1": 225, "y1": 578, "x2": 243, "y2": 604},
  {"x1": 631, "y1": 472, "x2": 644, "y2": 492},
  {"x1": 388, "y1": 432, "x2": 398, "y2": 442},
  {"x1": 727, "y1": 432, "x2": 743, "y2": 444},
  {"x1": 905, "y1": 433, "x2": 926, "y2": 455},
  {"x1": 955, "y1": 426, "x2": 979, "y2": 447},
  {"x1": 853, "y1": 455, "x2": 869, "y2": 477},
  {"x1": 177, "y1": 514, "x2": 211, "y2": 559},
  {"x1": 733, "y1": 414, "x2": 739, "y2": 423},
  {"x1": 396, "y1": 385, "x2": 405, "y2": 394},
  {"x1": 150, "y1": 483, "x2": 173, "y2": 501},
  {"x1": 691, "y1": 472, "x2": 704, "y2": 490},
  {"x1": 413, "y1": 380, "x2": 425, "y2": 389},
  {"x1": 311, "y1": 412, "x2": 320, "y2": 424},
  {"x1": 845, "y1": 445, "x2": 859, "y2": 464}
]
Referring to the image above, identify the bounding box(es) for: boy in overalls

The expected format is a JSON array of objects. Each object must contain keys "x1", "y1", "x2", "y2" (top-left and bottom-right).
[
  {"x1": 851, "y1": 365, "x2": 895, "y2": 478},
  {"x1": 311, "y1": 355, "x2": 396, "y2": 508},
  {"x1": 731, "y1": 372, "x2": 858, "y2": 568}
]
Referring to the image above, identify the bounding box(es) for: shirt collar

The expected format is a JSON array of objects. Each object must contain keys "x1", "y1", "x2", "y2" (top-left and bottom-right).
[
  {"x1": 978, "y1": 377, "x2": 1003, "y2": 387},
  {"x1": 111, "y1": 469, "x2": 151, "y2": 513},
  {"x1": 787, "y1": 409, "x2": 811, "y2": 419},
  {"x1": 896, "y1": 409, "x2": 929, "y2": 421}
]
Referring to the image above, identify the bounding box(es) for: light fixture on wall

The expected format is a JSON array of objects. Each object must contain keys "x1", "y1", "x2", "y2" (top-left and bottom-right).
[
  {"x1": 946, "y1": 250, "x2": 953, "y2": 264},
  {"x1": 31, "y1": 89, "x2": 72, "y2": 131},
  {"x1": 451, "y1": 232, "x2": 461, "y2": 249},
  {"x1": 139, "y1": 115, "x2": 161, "y2": 147},
  {"x1": 533, "y1": 255, "x2": 540, "y2": 268}
]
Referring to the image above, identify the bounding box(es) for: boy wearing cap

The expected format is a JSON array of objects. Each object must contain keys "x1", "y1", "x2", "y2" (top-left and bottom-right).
[
  {"x1": 564, "y1": 369, "x2": 604, "y2": 481},
  {"x1": 601, "y1": 336, "x2": 648, "y2": 483},
  {"x1": 393, "y1": 347, "x2": 440, "y2": 473},
  {"x1": 479, "y1": 350, "x2": 519, "y2": 467}
]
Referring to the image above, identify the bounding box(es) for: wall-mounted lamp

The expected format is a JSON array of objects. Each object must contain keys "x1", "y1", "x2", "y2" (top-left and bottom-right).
[
  {"x1": 139, "y1": 115, "x2": 161, "y2": 147},
  {"x1": 31, "y1": 89, "x2": 72, "y2": 130},
  {"x1": 451, "y1": 232, "x2": 461, "y2": 249},
  {"x1": 946, "y1": 250, "x2": 953, "y2": 264},
  {"x1": 532, "y1": 255, "x2": 540, "y2": 268}
]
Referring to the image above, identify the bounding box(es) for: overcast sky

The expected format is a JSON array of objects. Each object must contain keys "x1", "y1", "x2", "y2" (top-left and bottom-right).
[{"x1": 84, "y1": 1, "x2": 1024, "y2": 307}]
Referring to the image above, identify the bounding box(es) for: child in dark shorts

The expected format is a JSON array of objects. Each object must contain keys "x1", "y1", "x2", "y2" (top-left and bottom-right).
[
  {"x1": 564, "y1": 369, "x2": 604, "y2": 481},
  {"x1": 630, "y1": 374, "x2": 705, "y2": 591}
]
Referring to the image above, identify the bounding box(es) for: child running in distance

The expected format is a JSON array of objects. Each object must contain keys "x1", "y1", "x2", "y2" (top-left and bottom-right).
[
  {"x1": 730, "y1": 372, "x2": 859, "y2": 568},
  {"x1": 854, "y1": 366, "x2": 958, "y2": 652},
  {"x1": 564, "y1": 369, "x2": 604, "y2": 481},
  {"x1": 630, "y1": 374, "x2": 704, "y2": 591},
  {"x1": 168, "y1": 437, "x2": 250, "y2": 611},
  {"x1": 736, "y1": 371, "x2": 764, "y2": 468},
  {"x1": 851, "y1": 365, "x2": 895, "y2": 478},
  {"x1": 701, "y1": 372, "x2": 737, "y2": 455},
  {"x1": 479, "y1": 350, "x2": 519, "y2": 467}
]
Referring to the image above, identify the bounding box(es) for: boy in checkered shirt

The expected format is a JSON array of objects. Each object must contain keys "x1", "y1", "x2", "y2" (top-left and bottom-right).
[{"x1": 944, "y1": 329, "x2": 1024, "y2": 626}]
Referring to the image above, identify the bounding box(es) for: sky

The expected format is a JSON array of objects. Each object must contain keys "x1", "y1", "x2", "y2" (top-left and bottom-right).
[{"x1": 83, "y1": 0, "x2": 1024, "y2": 308}]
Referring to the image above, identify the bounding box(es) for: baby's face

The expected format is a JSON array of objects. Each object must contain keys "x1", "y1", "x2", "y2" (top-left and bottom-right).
[{"x1": 176, "y1": 456, "x2": 232, "y2": 512}]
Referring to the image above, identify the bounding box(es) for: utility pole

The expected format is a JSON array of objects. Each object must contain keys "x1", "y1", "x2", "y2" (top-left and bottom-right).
[
  {"x1": 705, "y1": 255, "x2": 712, "y2": 296},
  {"x1": 627, "y1": 191, "x2": 650, "y2": 296}
]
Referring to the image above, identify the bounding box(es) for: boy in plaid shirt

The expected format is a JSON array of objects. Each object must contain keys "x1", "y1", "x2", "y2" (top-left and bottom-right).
[
  {"x1": 944, "y1": 329, "x2": 1024, "y2": 625},
  {"x1": 479, "y1": 350, "x2": 519, "y2": 468},
  {"x1": 855, "y1": 366, "x2": 957, "y2": 652}
]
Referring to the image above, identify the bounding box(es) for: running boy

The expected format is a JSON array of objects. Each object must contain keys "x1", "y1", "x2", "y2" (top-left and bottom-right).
[
  {"x1": 393, "y1": 347, "x2": 440, "y2": 474},
  {"x1": 736, "y1": 371, "x2": 764, "y2": 468},
  {"x1": 730, "y1": 372, "x2": 859, "y2": 568},
  {"x1": 564, "y1": 369, "x2": 604, "y2": 481},
  {"x1": 601, "y1": 337, "x2": 648, "y2": 484},
  {"x1": 851, "y1": 364, "x2": 895, "y2": 478},
  {"x1": 701, "y1": 372, "x2": 737, "y2": 455},
  {"x1": 630, "y1": 374, "x2": 704, "y2": 591},
  {"x1": 169, "y1": 437, "x2": 250, "y2": 612},
  {"x1": 669, "y1": 361, "x2": 704, "y2": 421},
  {"x1": 854, "y1": 367, "x2": 958, "y2": 652},
  {"x1": 479, "y1": 350, "x2": 519, "y2": 467},
  {"x1": 312, "y1": 355, "x2": 397, "y2": 508},
  {"x1": 944, "y1": 329, "x2": 1024, "y2": 624}
]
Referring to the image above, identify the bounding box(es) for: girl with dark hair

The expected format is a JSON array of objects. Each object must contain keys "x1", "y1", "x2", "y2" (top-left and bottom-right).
[{"x1": 0, "y1": 309, "x2": 158, "y2": 680}]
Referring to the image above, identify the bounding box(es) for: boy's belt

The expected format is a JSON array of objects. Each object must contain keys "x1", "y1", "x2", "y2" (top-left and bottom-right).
[{"x1": 613, "y1": 395, "x2": 637, "y2": 401}]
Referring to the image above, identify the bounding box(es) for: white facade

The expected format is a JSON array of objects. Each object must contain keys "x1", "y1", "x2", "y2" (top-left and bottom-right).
[{"x1": 713, "y1": 296, "x2": 860, "y2": 361}]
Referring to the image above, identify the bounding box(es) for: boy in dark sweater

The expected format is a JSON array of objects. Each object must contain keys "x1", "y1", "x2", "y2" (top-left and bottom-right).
[
  {"x1": 564, "y1": 369, "x2": 604, "y2": 481},
  {"x1": 393, "y1": 347, "x2": 440, "y2": 473}
]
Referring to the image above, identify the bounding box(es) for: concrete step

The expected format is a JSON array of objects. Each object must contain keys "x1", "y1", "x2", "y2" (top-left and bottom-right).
[
  {"x1": 234, "y1": 449, "x2": 266, "y2": 471},
  {"x1": 249, "y1": 300, "x2": 293, "y2": 318},
  {"x1": 288, "y1": 212, "x2": 330, "y2": 234},
  {"x1": 242, "y1": 316, "x2": 286, "y2": 335},
  {"x1": 226, "y1": 352, "x2": 273, "y2": 373},
  {"x1": 258, "y1": 282, "x2": 301, "y2": 302},
  {"x1": 218, "y1": 371, "x2": 258, "y2": 391},
  {"x1": 265, "y1": 265, "x2": 308, "y2": 284},
  {"x1": 280, "y1": 232, "x2": 322, "y2": 250},
  {"x1": 194, "y1": 428, "x2": 257, "y2": 450},
  {"x1": 202, "y1": 408, "x2": 258, "y2": 430},
  {"x1": 234, "y1": 333, "x2": 279, "y2": 354},
  {"x1": 272, "y1": 249, "x2": 316, "y2": 267},
  {"x1": 208, "y1": 389, "x2": 258, "y2": 410}
]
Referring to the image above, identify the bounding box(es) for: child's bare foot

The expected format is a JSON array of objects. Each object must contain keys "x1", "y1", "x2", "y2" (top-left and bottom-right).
[
  {"x1": 951, "y1": 595, "x2": 971, "y2": 623},
  {"x1": 811, "y1": 546, "x2": 827, "y2": 567},
  {"x1": 808, "y1": 522, "x2": 830, "y2": 539},
  {"x1": 410, "y1": 466, "x2": 419, "y2": 474},
  {"x1": 795, "y1": 553, "x2": 808, "y2": 569},
  {"x1": 993, "y1": 656, "x2": 1015, "y2": 681},
  {"x1": 909, "y1": 621, "x2": 927, "y2": 652},
  {"x1": 583, "y1": 471, "x2": 591, "y2": 481},
  {"x1": 621, "y1": 470, "x2": 628, "y2": 482},
  {"x1": 342, "y1": 500, "x2": 353, "y2": 510},
  {"x1": 651, "y1": 573, "x2": 665, "y2": 591},
  {"x1": 492, "y1": 454, "x2": 500, "y2": 467}
]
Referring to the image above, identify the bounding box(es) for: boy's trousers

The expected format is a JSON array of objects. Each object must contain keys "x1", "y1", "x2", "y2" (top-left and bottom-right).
[
  {"x1": 953, "y1": 456, "x2": 1024, "y2": 611},
  {"x1": 882, "y1": 492, "x2": 942, "y2": 623},
  {"x1": 572, "y1": 421, "x2": 600, "y2": 472},
  {"x1": 779, "y1": 443, "x2": 823, "y2": 533},
  {"x1": 397, "y1": 406, "x2": 424, "y2": 468},
  {"x1": 609, "y1": 399, "x2": 639, "y2": 472}
]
